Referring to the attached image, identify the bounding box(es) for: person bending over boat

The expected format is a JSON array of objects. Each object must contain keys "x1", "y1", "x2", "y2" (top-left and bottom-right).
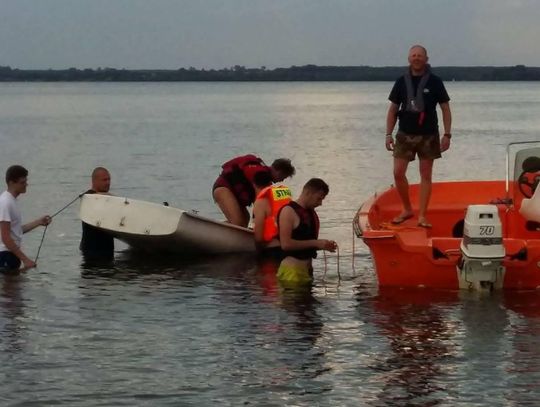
[
  {"x1": 385, "y1": 44, "x2": 452, "y2": 228},
  {"x1": 80, "y1": 167, "x2": 114, "y2": 260},
  {"x1": 213, "y1": 154, "x2": 295, "y2": 227},
  {"x1": 252, "y1": 170, "x2": 292, "y2": 260},
  {"x1": 0, "y1": 165, "x2": 51, "y2": 272},
  {"x1": 277, "y1": 178, "x2": 337, "y2": 286}
]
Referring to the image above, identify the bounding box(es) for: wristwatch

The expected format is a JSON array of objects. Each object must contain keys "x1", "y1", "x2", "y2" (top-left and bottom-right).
[{"x1": 443, "y1": 133, "x2": 452, "y2": 139}]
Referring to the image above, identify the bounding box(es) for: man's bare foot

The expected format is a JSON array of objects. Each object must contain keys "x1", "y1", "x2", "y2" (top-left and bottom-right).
[{"x1": 391, "y1": 212, "x2": 414, "y2": 225}]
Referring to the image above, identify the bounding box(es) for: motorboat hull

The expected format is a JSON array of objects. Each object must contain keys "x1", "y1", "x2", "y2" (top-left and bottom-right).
[{"x1": 356, "y1": 180, "x2": 540, "y2": 289}]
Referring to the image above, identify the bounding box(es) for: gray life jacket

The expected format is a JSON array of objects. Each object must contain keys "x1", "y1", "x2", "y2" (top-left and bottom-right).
[{"x1": 404, "y1": 64, "x2": 431, "y2": 113}]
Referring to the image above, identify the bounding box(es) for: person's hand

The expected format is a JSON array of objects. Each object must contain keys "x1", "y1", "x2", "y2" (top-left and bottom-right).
[
  {"x1": 318, "y1": 239, "x2": 337, "y2": 252},
  {"x1": 385, "y1": 135, "x2": 394, "y2": 151},
  {"x1": 22, "y1": 257, "x2": 36, "y2": 269},
  {"x1": 39, "y1": 215, "x2": 52, "y2": 226},
  {"x1": 440, "y1": 134, "x2": 451, "y2": 152}
]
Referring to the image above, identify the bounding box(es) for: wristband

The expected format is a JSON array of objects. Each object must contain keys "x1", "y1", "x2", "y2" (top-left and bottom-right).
[
  {"x1": 443, "y1": 133, "x2": 452, "y2": 139},
  {"x1": 385, "y1": 134, "x2": 393, "y2": 138}
]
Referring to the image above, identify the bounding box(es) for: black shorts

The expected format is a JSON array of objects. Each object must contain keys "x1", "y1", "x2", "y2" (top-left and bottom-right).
[{"x1": 0, "y1": 251, "x2": 21, "y2": 272}]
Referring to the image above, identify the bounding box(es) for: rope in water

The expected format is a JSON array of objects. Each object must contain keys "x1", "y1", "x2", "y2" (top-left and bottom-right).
[
  {"x1": 34, "y1": 193, "x2": 84, "y2": 263},
  {"x1": 323, "y1": 243, "x2": 341, "y2": 282},
  {"x1": 351, "y1": 207, "x2": 362, "y2": 275}
]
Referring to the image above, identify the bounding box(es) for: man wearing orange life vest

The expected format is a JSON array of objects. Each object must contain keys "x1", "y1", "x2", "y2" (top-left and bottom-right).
[{"x1": 252, "y1": 171, "x2": 293, "y2": 258}]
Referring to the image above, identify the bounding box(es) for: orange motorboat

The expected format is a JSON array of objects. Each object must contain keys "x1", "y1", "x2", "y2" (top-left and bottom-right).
[{"x1": 355, "y1": 142, "x2": 540, "y2": 290}]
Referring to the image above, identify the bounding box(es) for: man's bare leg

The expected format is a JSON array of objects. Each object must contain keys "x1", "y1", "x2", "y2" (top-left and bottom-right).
[
  {"x1": 213, "y1": 187, "x2": 250, "y2": 227},
  {"x1": 418, "y1": 159, "x2": 434, "y2": 227},
  {"x1": 392, "y1": 157, "x2": 414, "y2": 223}
]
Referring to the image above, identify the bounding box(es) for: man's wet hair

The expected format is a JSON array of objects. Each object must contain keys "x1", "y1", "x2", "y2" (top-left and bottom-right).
[
  {"x1": 253, "y1": 170, "x2": 273, "y2": 188},
  {"x1": 271, "y1": 158, "x2": 295, "y2": 178},
  {"x1": 5, "y1": 165, "x2": 28, "y2": 184},
  {"x1": 303, "y1": 178, "x2": 329, "y2": 195}
]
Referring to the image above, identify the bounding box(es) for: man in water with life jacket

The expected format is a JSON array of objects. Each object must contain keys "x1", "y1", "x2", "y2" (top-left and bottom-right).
[
  {"x1": 385, "y1": 45, "x2": 452, "y2": 228},
  {"x1": 277, "y1": 178, "x2": 337, "y2": 286},
  {"x1": 80, "y1": 167, "x2": 115, "y2": 261},
  {"x1": 213, "y1": 154, "x2": 295, "y2": 227},
  {"x1": 252, "y1": 170, "x2": 293, "y2": 259}
]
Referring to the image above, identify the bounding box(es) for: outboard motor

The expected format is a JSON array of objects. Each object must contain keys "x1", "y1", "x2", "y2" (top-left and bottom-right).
[{"x1": 457, "y1": 205, "x2": 505, "y2": 291}]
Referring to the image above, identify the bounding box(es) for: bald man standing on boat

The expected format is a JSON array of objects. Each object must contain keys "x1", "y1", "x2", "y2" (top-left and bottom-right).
[{"x1": 385, "y1": 45, "x2": 452, "y2": 228}]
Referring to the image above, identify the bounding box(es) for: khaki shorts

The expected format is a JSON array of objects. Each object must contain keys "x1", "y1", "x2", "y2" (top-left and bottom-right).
[{"x1": 393, "y1": 132, "x2": 441, "y2": 161}]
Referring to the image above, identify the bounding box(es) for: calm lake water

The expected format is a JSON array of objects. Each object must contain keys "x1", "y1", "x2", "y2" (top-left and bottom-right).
[{"x1": 1, "y1": 81, "x2": 540, "y2": 406}]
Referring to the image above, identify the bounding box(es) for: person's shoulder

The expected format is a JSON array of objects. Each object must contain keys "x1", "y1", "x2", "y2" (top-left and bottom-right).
[
  {"x1": 279, "y1": 202, "x2": 297, "y2": 217},
  {"x1": 253, "y1": 195, "x2": 266, "y2": 207},
  {"x1": 0, "y1": 191, "x2": 15, "y2": 214},
  {"x1": 392, "y1": 75, "x2": 405, "y2": 85},
  {"x1": 429, "y1": 73, "x2": 445, "y2": 84},
  {"x1": 428, "y1": 73, "x2": 450, "y2": 99},
  {"x1": 0, "y1": 191, "x2": 14, "y2": 204},
  {"x1": 389, "y1": 76, "x2": 405, "y2": 101}
]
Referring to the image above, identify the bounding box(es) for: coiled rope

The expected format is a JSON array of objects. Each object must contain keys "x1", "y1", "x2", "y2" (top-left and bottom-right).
[{"x1": 322, "y1": 243, "x2": 341, "y2": 282}]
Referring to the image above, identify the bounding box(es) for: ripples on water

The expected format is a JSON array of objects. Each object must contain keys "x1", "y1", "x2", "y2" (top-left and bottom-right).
[{"x1": 1, "y1": 82, "x2": 540, "y2": 405}]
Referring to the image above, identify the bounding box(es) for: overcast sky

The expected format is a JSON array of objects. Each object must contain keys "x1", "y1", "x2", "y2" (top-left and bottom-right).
[{"x1": 1, "y1": 0, "x2": 539, "y2": 69}]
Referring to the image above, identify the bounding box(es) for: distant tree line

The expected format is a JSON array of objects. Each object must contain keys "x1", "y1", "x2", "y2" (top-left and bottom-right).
[{"x1": 1, "y1": 64, "x2": 540, "y2": 81}]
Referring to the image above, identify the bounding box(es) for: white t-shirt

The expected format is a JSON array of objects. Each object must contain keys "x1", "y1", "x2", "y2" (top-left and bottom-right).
[{"x1": 0, "y1": 190, "x2": 23, "y2": 251}]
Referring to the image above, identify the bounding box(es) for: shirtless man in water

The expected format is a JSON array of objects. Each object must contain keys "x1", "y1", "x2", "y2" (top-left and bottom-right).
[{"x1": 277, "y1": 178, "x2": 336, "y2": 286}]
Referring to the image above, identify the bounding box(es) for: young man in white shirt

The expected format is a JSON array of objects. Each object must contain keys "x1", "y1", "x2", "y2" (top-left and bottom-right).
[{"x1": 0, "y1": 165, "x2": 51, "y2": 272}]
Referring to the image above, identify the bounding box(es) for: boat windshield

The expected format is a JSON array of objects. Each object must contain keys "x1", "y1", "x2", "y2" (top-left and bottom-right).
[{"x1": 508, "y1": 142, "x2": 540, "y2": 202}]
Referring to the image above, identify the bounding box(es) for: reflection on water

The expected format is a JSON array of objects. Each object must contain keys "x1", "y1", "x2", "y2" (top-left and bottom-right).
[
  {"x1": 77, "y1": 252, "x2": 333, "y2": 404},
  {"x1": 0, "y1": 275, "x2": 27, "y2": 354},
  {"x1": 503, "y1": 291, "x2": 540, "y2": 406},
  {"x1": 365, "y1": 288, "x2": 458, "y2": 406}
]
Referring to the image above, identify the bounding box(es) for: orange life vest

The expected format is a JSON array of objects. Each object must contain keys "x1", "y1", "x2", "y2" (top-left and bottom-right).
[{"x1": 256, "y1": 185, "x2": 292, "y2": 242}]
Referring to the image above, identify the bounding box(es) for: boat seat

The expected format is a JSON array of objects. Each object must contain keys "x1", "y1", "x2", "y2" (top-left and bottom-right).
[
  {"x1": 519, "y1": 183, "x2": 540, "y2": 222},
  {"x1": 525, "y1": 221, "x2": 540, "y2": 231}
]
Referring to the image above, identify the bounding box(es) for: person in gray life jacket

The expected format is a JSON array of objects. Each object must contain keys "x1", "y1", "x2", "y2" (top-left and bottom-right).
[{"x1": 385, "y1": 45, "x2": 452, "y2": 228}]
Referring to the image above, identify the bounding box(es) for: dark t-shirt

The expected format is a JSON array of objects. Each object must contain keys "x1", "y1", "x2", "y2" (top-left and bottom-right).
[
  {"x1": 388, "y1": 73, "x2": 450, "y2": 135},
  {"x1": 80, "y1": 189, "x2": 114, "y2": 257}
]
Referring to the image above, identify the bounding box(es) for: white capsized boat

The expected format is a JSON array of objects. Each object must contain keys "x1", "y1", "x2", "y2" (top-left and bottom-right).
[{"x1": 79, "y1": 194, "x2": 256, "y2": 255}]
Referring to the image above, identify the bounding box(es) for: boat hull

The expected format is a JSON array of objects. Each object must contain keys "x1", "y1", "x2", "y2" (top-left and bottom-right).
[
  {"x1": 80, "y1": 194, "x2": 256, "y2": 255},
  {"x1": 357, "y1": 180, "x2": 540, "y2": 289}
]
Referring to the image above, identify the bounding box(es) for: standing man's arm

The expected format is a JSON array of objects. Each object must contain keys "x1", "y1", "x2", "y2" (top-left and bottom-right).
[
  {"x1": 385, "y1": 103, "x2": 399, "y2": 151},
  {"x1": 23, "y1": 215, "x2": 51, "y2": 234},
  {"x1": 440, "y1": 102, "x2": 452, "y2": 152},
  {"x1": 0, "y1": 221, "x2": 35, "y2": 268}
]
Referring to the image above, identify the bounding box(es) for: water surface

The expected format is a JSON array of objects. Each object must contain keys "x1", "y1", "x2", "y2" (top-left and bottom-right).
[{"x1": 1, "y1": 82, "x2": 540, "y2": 406}]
